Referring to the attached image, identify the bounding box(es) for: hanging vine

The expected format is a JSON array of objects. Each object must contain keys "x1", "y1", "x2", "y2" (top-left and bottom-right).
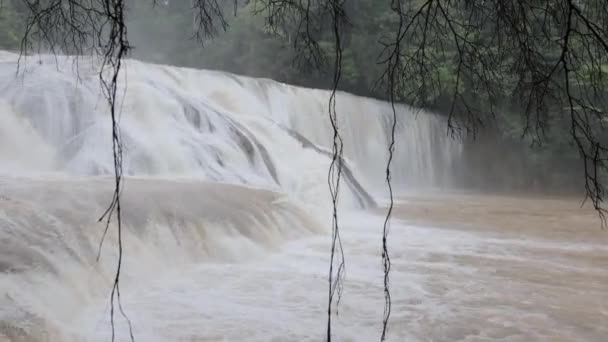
[
  {"x1": 325, "y1": 1, "x2": 346, "y2": 340},
  {"x1": 377, "y1": 0, "x2": 406, "y2": 338}
]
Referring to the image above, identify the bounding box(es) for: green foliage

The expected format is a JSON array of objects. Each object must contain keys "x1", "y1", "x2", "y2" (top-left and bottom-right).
[{"x1": 0, "y1": 1, "x2": 24, "y2": 50}]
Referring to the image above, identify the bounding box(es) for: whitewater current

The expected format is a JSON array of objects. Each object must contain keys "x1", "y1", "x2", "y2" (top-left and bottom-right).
[
  {"x1": 4, "y1": 51, "x2": 604, "y2": 342},
  {"x1": 0, "y1": 50, "x2": 463, "y2": 341}
]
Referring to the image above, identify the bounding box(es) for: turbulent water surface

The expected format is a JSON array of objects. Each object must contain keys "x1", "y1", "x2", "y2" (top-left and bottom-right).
[{"x1": 0, "y1": 51, "x2": 606, "y2": 341}]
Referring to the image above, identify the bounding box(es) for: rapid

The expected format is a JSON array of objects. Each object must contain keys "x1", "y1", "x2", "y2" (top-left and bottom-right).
[{"x1": 0, "y1": 51, "x2": 606, "y2": 341}]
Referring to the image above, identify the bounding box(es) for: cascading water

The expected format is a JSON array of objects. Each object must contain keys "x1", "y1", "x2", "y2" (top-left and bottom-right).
[
  {"x1": 0, "y1": 51, "x2": 461, "y2": 191},
  {"x1": 0, "y1": 51, "x2": 462, "y2": 341}
]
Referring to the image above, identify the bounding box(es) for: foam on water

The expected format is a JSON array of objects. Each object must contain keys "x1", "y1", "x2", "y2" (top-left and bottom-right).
[{"x1": 74, "y1": 209, "x2": 608, "y2": 342}]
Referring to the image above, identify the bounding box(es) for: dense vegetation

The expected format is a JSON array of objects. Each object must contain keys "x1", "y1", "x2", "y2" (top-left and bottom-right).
[
  {"x1": 0, "y1": 1, "x2": 24, "y2": 51},
  {"x1": 1, "y1": 0, "x2": 605, "y2": 193}
]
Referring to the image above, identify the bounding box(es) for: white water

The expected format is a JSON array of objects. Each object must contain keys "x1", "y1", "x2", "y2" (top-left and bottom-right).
[
  {"x1": 5, "y1": 51, "x2": 601, "y2": 341},
  {"x1": 0, "y1": 51, "x2": 461, "y2": 341}
]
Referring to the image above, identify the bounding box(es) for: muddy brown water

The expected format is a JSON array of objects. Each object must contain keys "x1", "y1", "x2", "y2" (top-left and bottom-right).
[{"x1": 379, "y1": 192, "x2": 608, "y2": 341}]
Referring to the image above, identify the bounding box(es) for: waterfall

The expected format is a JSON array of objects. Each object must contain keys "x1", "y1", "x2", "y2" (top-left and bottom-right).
[
  {"x1": 0, "y1": 51, "x2": 462, "y2": 341},
  {"x1": 0, "y1": 51, "x2": 461, "y2": 193}
]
